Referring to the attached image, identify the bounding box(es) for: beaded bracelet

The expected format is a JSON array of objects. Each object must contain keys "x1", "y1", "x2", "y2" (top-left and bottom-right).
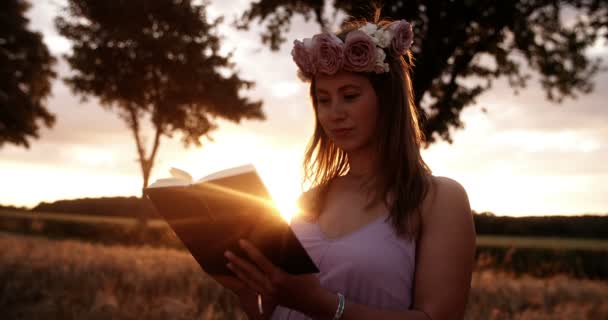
[{"x1": 333, "y1": 292, "x2": 345, "y2": 320}]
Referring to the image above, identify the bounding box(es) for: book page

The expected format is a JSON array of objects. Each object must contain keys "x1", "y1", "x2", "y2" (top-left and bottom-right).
[
  {"x1": 147, "y1": 163, "x2": 257, "y2": 189},
  {"x1": 170, "y1": 167, "x2": 193, "y2": 183},
  {"x1": 197, "y1": 164, "x2": 255, "y2": 183},
  {"x1": 147, "y1": 178, "x2": 190, "y2": 189}
]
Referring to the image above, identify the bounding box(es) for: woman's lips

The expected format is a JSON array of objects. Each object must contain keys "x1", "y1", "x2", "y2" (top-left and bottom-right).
[{"x1": 331, "y1": 128, "x2": 353, "y2": 137}]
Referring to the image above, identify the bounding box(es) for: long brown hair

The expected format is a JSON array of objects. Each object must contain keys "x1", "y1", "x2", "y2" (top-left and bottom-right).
[{"x1": 300, "y1": 12, "x2": 435, "y2": 241}]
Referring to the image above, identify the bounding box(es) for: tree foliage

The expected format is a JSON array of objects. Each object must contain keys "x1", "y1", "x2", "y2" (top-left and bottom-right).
[
  {"x1": 0, "y1": 0, "x2": 57, "y2": 149},
  {"x1": 55, "y1": 0, "x2": 265, "y2": 190},
  {"x1": 236, "y1": 0, "x2": 607, "y2": 145}
]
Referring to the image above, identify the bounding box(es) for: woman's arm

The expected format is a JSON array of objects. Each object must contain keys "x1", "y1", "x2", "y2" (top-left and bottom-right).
[
  {"x1": 411, "y1": 177, "x2": 476, "y2": 319},
  {"x1": 305, "y1": 177, "x2": 476, "y2": 320},
  {"x1": 304, "y1": 289, "x2": 436, "y2": 320}
]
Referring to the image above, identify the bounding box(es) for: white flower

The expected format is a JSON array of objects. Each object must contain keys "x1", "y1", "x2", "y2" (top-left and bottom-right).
[
  {"x1": 372, "y1": 28, "x2": 393, "y2": 48},
  {"x1": 375, "y1": 47, "x2": 386, "y2": 64},
  {"x1": 373, "y1": 47, "x2": 389, "y2": 73},
  {"x1": 358, "y1": 22, "x2": 378, "y2": 36},
  {"x1": 302, "y1": 37, "x2": 315, "y2": 50}
]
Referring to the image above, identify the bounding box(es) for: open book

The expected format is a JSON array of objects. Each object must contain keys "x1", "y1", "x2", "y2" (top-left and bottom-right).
[{"x1": 144, "y1": 164, "x2": 319, "y2": 276}]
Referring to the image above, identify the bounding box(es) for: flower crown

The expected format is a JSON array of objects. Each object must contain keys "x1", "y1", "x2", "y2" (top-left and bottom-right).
[{"x1": 291, "y1": 20, "x2": 414, "y2": 81}]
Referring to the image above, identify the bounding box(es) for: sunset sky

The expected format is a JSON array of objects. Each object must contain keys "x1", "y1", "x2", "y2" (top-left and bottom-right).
[{"x1": 1, "y1": 0, "x2": 607, "y2": 218}]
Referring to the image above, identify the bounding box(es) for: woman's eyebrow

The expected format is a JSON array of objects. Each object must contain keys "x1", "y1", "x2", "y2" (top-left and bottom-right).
[
  {"x1": 339, "y1": 84, "x2": 361, "y2": 91},
  {"x1": 316, "y1": 84, "x2": 361, "y2": 94}
]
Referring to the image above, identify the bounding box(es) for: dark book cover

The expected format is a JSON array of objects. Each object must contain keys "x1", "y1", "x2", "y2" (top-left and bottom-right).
[{"x1": 143, "y1": 165, "x2": 319, "y2": 276}]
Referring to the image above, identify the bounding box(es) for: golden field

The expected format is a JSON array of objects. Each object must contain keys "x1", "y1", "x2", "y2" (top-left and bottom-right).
[{"x1": 1, "y1": 233, "x2": 606, "y2": 319}]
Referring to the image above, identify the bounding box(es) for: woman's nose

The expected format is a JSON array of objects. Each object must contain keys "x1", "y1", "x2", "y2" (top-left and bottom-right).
[{"x1": 328, "y1": 100, "x2": 347, "y2": 120}]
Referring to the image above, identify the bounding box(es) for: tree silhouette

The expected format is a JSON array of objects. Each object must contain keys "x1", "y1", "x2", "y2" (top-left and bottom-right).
[
  {"x1": 1, "y1": 0, "x2": 57, "y2": 149},
  {"x1": 236, "y1": 0, "x2": 607, "y2": 146},
  {"x1": 55, "y1": 0, "x2": 265, "y2": 193}
]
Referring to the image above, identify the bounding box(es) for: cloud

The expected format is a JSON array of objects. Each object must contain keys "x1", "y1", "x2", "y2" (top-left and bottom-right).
[
  {"x1": 426, "y1": 126, "x2": 608, "y2": 179},
  {"x1": 474, "y1": 67, "x2": 608, "y2": 133},
  {"x1": 487, "y1": 129, "x2": 603, "y2": 153},
  {"x1": 424, "y1": 68, "x2": 608, "y2": 180}
]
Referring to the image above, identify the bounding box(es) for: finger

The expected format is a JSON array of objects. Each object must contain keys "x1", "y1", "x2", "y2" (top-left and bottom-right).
[
  {"x1": 213, "y1": 275, "x2": 247, "y2": 292},
  {"x1": 226, "y1": 262, "x2": 267, "y2": 295},
  {"x1": 239, "y1": 239, "x2": 280, "y2": 276},
  {"x1": 225, "y1": 251, "x2": 272, "y2": 292}
]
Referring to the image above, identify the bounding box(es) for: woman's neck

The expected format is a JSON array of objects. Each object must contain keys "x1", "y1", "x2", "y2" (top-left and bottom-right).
[
  {"x1": 342, "y1": 145, "x2": 388, "y2": 208},
  {"x1": 345, "y1": 144, "x2": 377, "y2": 181}
]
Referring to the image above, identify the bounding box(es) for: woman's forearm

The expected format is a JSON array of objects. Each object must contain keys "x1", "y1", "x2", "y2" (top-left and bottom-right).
[{"x1": 304, "y1": 288, "x2": 431, "y2": 320}]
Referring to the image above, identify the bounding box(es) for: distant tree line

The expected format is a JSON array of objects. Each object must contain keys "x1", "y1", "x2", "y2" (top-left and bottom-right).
[
  {"x1": 3, "y1": 197, "x2": 606, "y2": 239},
  {"x1": 0, "y1": 204, "x2": 29, "y2": 211},
  {"x1": 473, "y1": 211, "x2": 608, "y2": 239},
  {"x1": 30, "y1": 196, "x2": 159, "y2": 220}
]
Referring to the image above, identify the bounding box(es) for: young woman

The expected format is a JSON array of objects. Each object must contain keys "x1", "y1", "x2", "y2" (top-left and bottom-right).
[{"x1": 221, "y1": 13, "x2": 476, "y2": 320}]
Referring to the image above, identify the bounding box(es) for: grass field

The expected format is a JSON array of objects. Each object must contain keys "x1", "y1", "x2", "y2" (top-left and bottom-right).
[
  {"x1": 1, "y1": 233, "x2": 607, "y2": 319},
  {"x1": 0, "y1": 209, "x2": 167, "y2": 227},
  {"x1": 476, "y1": 235, "x2": 608, "y2": 251},
  {"x1": 2, "y1": 209, "x2": 608, "y2": 281}
]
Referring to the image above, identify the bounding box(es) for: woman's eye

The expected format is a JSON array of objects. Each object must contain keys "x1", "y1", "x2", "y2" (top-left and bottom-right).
[
  {"x1": 318, "y1": 98, "x2": 330, "y2": 104},
  {"x1": 344, "y1": 94, "x2": 359, "y2": 101}
]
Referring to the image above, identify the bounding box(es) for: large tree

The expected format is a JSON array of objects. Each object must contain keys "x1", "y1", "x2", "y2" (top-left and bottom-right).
[
  {"x1": 55, "y1": 0, "x2": 265, "y2": 192},
  {"x1": 236, "y1": 0, "x2": 607, "y2": 146},
  {"x1": 1, "y1": 0, "x2": 57, "y2": 149}
]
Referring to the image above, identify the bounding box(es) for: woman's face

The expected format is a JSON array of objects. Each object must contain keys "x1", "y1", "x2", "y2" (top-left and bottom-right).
[{"x1": 314, "y1": 71, "x2": 379, "y2": 153}]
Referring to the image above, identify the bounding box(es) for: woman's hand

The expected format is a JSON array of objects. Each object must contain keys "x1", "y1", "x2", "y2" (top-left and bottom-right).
[
  {"x1": 224, "y1": 239, "x2": 327, "y2": 316},
  {"x1": 213, "y1": 275, "x2": 276, "y2": 320}
]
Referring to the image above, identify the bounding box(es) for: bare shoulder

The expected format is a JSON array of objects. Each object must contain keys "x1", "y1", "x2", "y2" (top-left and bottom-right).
[{"x1": 421, "y1": 175, "x2": 472, "y2": 225}]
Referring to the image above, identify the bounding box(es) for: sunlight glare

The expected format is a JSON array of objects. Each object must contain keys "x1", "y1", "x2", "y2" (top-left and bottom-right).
[
  {"x1": 254, "y1": 159, "x2": 303, "y2": 224},
  {"x1": 170, "y1": 130, "x2": 306, "y2": 223}
]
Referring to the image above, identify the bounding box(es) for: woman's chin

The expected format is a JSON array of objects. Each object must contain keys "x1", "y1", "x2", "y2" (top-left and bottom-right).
[{"x1": 333, "y1": 140, "x2": 365, "y2": 153}]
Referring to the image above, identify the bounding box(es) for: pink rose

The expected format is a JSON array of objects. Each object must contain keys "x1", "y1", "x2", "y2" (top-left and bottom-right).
[
  {"x1": 390, "y1": 20, "x2": 414, "y2": 56},
  {"x1": 291, "y1": 39, "x2": 316, "y2": 78},
  {"x1": 343, "y1": 30, "x2": 377, "y2": 72},
  {"x1": 312, "y1": 33, "x2": 344, "y2": 75}
]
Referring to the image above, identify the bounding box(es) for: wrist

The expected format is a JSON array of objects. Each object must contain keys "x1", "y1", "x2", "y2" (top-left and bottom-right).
[{"x1": 307, "y1": 288, "x2": 341, "y2": 320}]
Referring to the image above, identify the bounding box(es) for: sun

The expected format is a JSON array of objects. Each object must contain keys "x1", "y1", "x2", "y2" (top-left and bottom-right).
[
  {"x1": 272, "y1": 193, "x2": 301, "y2": 223},
  {"x1": 253, "y1": 162, "x2": 303, "y2": 223},
  {"x1": 174, "y1": 136, "x2": 308, "y2": 223}
]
